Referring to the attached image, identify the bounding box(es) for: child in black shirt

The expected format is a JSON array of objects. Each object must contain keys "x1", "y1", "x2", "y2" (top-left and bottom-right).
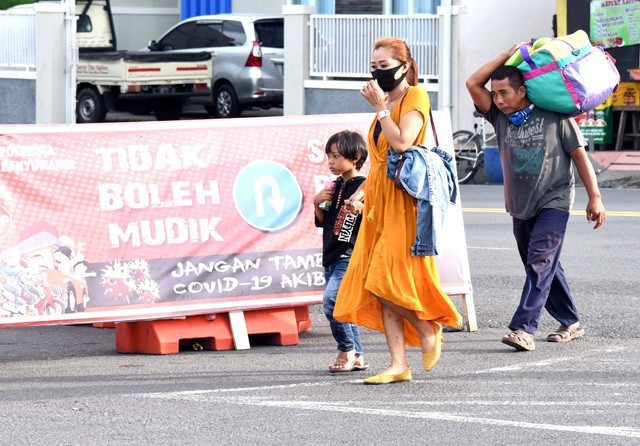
[{"x1": 314, "y1": 130, "x2": 369, "y2": 372}]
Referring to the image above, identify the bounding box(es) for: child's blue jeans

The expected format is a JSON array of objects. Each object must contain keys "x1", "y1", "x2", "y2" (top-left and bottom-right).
[{"x1": 323, "y1": 256, "x2": 363, "y2": 354}]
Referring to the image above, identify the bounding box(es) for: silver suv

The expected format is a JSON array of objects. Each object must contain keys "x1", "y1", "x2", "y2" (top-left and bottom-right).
[{"x1": 149, "y1": 14, "x2": 284, "y2": 118}]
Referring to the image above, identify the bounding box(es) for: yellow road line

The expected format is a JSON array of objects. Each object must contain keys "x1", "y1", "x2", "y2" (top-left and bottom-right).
[
  {"x1": 462, "y1": 208, "x2": 640, "y2": 217},
  {"x1": 463, "y1": 208, "x2": 506, "y2": 214}
]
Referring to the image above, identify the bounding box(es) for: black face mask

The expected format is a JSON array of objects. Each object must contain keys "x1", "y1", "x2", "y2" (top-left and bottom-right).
[{"x1": 371, "y1": 64, "x2": 407, "y2": 92}]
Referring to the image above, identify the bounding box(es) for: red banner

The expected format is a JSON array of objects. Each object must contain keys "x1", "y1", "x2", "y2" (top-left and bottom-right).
[{"x1": 0, "y1": 113, "x2": 472, "y2": 327}]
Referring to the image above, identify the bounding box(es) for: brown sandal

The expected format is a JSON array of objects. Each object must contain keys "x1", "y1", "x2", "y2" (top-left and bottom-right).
[
  {"x1": 501, "y1": 330, "x2": 535, "y2": 351},
  {"x1": 547, "y1": 323, "x2": 585, "y2": 343}
]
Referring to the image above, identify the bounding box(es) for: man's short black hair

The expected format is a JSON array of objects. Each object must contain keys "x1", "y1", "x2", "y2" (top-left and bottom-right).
[
  {"x1": 491, "y1": 65, "x2": 524, "y2": 90},
  {"x1": 325, "y1": 130, "x2": 369, "y2": 170}
]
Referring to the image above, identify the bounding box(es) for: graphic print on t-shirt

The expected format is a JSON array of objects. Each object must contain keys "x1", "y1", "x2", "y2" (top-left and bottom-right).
[
  {"x1": 505, "y1": 116, "x2": 546, "y2": 180},
  {"x1": 334, "y1": 206, "x2": 358, "y2": 242}
]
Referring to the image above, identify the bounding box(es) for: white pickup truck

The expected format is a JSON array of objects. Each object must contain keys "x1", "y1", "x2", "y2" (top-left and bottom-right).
[
  {"x1": 76, "y1": 0, "x2": 212, "y2": 122},
  {"x1": 13, "y1": 0, "x2": 212, "y2": 123},
  {"x1": 75, "y1": 0, "x2": 212, "y2": 123}
]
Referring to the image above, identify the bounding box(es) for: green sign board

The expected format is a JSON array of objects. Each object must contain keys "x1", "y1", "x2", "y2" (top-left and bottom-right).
[
  {"x1": 576, "y1": 97, "x2": 614, "y2": 144},
  {"x1": 590, "y1": 0, "x2": 640, "y2": 48}
]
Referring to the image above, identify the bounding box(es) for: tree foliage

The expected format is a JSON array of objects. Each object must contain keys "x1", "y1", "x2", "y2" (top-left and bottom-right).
[{"x1": 0, "y1": 0, "x2": 35, "y2": 11}]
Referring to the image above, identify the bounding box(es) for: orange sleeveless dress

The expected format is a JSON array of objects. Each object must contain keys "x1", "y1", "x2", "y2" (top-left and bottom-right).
[{"x1": 333, "y1": 86, "x2": 462, "y2": 347}]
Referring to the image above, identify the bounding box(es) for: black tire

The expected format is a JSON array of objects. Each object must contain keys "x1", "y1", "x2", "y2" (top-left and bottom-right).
[
  {"x1": 452, "y1": 130, "x2": 482, "y2": 184},
  {"x1": 76, "y1": 87, "x2": 106, "y2": 123},
  {"x1": 211, "y1": 84, "x2": 241, "y2": 118},
  {"x1": 153, "y1": 101, "x2": 183, "y2": 121}
]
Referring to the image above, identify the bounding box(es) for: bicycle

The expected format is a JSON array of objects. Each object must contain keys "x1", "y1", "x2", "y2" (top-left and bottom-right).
[{"x1": 453, "y1": 111, "x2": 497, "y2": 184}]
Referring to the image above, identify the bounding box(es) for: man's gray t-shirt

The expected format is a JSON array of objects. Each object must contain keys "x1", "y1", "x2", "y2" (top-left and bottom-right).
[{"x1": 484, "y1": 104, "x2": 585, "y2": 220}]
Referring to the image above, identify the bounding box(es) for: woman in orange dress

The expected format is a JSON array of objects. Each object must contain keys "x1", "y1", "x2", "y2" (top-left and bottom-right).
[{"x1": 334, "y1": 37, "x2": 462, "y2": 384}]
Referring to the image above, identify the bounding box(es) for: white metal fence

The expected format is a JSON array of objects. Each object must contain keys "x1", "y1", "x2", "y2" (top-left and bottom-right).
[
  {"x1": 310, "y1": 14, "x2": 439, "y2": 80},
  {"x1": 0, "y1": 12, "x2": 36, "y2": 72}
]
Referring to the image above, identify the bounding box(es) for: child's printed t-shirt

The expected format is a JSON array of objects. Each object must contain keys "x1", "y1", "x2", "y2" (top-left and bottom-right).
[{"x1": 315, "y1": 176, "x2": 366, "y2": 268}]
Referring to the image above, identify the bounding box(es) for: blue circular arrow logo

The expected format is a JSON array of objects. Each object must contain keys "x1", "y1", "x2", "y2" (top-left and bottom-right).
[{"x1": 233, "y1": 160, "x2": 303, "y2": 232}]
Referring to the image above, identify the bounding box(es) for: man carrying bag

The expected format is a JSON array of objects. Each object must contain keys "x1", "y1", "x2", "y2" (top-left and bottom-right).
[{"x1": 465, "y1": 42, "x2": 606, "y2": 352}]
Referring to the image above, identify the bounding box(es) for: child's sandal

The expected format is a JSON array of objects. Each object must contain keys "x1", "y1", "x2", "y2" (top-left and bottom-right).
[
  {"x1": 328, "y1": 350, "x2": 357, "y2": 373},
  {"x1": 353, "y1": 354, "x2": 369, "y2": 371}
]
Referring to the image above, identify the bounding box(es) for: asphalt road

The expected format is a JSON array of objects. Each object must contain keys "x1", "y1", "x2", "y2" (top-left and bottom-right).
[{"x1": 1, "y1": 185, "x2": 639, "y2": 446}]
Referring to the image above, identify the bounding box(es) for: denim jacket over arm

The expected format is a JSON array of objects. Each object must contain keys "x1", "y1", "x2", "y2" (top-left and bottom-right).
[{"x1": 386, "y1": 145, "x2": 458, "y2": 256}]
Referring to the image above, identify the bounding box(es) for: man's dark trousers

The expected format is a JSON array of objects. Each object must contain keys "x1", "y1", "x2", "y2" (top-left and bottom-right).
[{"x1": 509, "y1": 208, "x2": 581, "y2": 334}]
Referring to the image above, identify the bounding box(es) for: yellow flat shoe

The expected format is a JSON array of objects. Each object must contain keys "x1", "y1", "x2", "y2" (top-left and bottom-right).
[
  {"x1": 363, "y1": 369, "x2": 412, "y2": 385},
  {"x1": 422, "y1": 322, "x2": 443, "y2": 371}
]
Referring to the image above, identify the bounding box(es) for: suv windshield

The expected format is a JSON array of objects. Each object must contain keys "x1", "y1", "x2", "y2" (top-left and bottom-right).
[{"x1": 254, "y1": 20, "x2": 283, "y2": 49}]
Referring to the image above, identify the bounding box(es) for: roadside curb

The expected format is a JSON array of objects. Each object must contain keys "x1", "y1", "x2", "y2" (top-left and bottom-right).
[{"x1": 588, "y1": 152, "x2": 640, "y2": 189}]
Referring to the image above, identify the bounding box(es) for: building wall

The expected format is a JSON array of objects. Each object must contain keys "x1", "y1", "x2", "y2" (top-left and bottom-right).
[
  {"x1": 232, "y1": 0, "x2": 286, "y2": 14},
  {"x1": 305, "y1": 89, "x2": 372, "y2": 115},
  {"x1": 304, "y1": 84, "x2": 437, "y2": 116},
  {"x1": 452, "y1": 0, "x2": 556, "y2": 132},
  {"x1": 0, "y1": 79, "x2": 35, "y2": 124},
  {"x1": 109, "y1": 0, "x2": 180, "y2": 51},
  {"x1": 240, "y1": 0, "x2": 557, "y2": 132}
]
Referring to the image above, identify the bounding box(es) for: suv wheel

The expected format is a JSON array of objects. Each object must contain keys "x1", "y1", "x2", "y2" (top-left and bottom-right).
[{"x1": 211, "y1": 84, "x2": 241, "y2": 118}]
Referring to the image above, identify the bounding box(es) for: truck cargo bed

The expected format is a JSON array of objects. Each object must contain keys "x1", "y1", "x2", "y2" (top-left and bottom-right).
[{"x1": 77, "y1": 51, "x2": 212, "y2": 86}]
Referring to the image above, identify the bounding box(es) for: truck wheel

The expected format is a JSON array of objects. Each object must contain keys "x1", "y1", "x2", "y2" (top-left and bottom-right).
[
  {"x1": 76, "y1": 87, "x2": 106, "y2": 123},
  {"x1": 154, "y1": 101, "x2": 183, "y2": 121},
  {"x1": 212, "y1": 84, "x2": 240, "y2": 118}
]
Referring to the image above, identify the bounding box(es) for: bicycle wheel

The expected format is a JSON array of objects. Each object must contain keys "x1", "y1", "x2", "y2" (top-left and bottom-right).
[{"x1": 452, "y1": 130, "x2": 482, "y2": 184}]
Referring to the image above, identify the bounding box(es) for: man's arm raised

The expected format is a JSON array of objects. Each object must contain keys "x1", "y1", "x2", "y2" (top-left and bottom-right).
[{"x1": 466, "y1": 43, "x2": 523, "y2": 113}]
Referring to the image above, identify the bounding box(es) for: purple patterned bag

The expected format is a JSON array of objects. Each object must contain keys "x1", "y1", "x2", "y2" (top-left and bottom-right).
[{"x1": 507, "y1": 30, "x2": 620, "y2": 116}]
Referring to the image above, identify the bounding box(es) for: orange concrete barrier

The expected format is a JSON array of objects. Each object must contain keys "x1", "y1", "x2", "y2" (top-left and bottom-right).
[
  {"x1": 93, "y1": 322, "x2": 116, "y2": 328},
  {"x1": 294, "y1": 305, "x2": 312, "y2": 333},
  {"x1": 115, "y1": 313, "x2": 235, "y2": 354},
  {"x1": 243, "y1": 307, "x2": 299, "y2": 346},
  {"x1": 114, "y1": 305, "x2": 313, "y2": 354}
]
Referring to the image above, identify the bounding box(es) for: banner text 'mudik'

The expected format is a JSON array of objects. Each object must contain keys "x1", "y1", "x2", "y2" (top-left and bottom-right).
[{"x1": 108, "y1": 217, "x2": 223, "y2": 248}]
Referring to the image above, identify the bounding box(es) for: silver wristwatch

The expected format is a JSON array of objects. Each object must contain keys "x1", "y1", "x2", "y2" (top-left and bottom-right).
[{"x1": 377, "y1": 109, "x2": 391, "y2": 121}]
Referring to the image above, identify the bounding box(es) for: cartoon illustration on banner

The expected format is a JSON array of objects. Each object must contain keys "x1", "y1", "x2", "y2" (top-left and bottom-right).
[{"x1": 0, "y1": 117, "x2": 371, "y2": 324}]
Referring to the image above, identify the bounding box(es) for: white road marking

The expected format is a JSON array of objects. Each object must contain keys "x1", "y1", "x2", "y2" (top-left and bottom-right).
[
  {"x1": 141, "y1": 393, "x2": 640, "y2": 439},
  {"x1": 140, "y1": 380, "x2": 335, "y2": 397},
  {"x1": 235, "y1": 399, "x2": 640, "y2": 438},
  {"x1": 137, "y1": 345, "x2": 638, "y2": 439},
  {"x1": 473, "y1": 346, "x2": 626, "y2": 374},
  {"x1": 400, "y1": 400, "x2": 640, "y2": 407}
]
